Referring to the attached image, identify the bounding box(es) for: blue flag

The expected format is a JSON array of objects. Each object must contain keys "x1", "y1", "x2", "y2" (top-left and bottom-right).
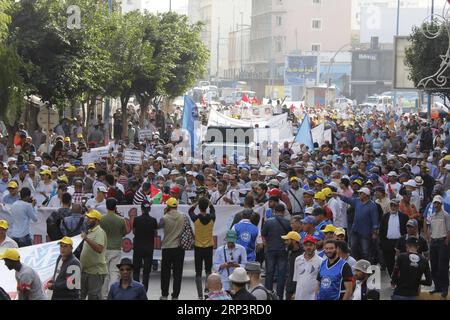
[
  {"x1": 294, "y1": 114, "x2": 314, "y2": 151},
  {"x1": 182, "y1": 96, "x2": 198, "y2": 156}
]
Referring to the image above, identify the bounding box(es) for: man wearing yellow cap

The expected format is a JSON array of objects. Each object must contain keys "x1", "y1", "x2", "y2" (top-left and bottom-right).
[
  {"x1": 0, "y1": 219, "x2": 18, "y2": 248},
  {"x1": 158, "y1": 197, "x2": 185, "y2": 300},
  {"x1": 48, "y1": 237, "x2": 81, "y2": 300},
  {"x1": 0, "y1": 249, "x2": 47, "y2": 300},
  {"x1": 281, "y1": 231, "x2": 303, "y2": 300},
  {"x1": 2, "y1": 180, "x2": 20, "y2": 205},
  {"x1": 80, "y1": 210, "x2": 107, "y2": 300}
]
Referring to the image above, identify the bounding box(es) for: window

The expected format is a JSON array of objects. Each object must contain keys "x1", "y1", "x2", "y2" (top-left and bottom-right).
[
  {"x1": 277, "y1": 40, "x2": 283, "y2": 52},
  {"x1": 276, "y1": 16, "x2": 282, "y2": 26},
  {"x1": 311, "y1": 44, "x2": 321, "y2": 52},
  {"x1": 312, "y1": 19, "x2": 322, "y2": 30}
]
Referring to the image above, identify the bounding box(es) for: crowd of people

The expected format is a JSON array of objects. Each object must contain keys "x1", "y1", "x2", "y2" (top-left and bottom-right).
[{"x1": 0, "y1": 101, "x2": 449, "y2": 301}]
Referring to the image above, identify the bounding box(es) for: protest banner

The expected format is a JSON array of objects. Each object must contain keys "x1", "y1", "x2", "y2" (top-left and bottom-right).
[
  {"x1": 124, "y1": 149, "x2": 143, "y2": 165},
  {"x1": 28, "y1": 205, "x2": 266, "y2": 260},
  {"x1": 0, "y1": 236, "x2": 83, "y2": 299},
  {"x1": 138, "y1": 129, "x2": 153, "y2": 141},
  {"x1": 81, "y1": 146, "x2": 110, "y2": 165}
]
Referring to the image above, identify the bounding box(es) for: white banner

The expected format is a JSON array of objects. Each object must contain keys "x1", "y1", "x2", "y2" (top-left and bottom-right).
[
  {"x1": 124, "y1": 149, "x2": 143, "y2": 165},
  {"x1": 81, "y1": 146, "x2": 110, "y2": 165},
  {"x1": 311, "y1": 124, "x2": 332, "y2": 147},
  {"x1": 208, "y1": 109, "x2": 288, "y2": 129},
  {"x1": 24, "y1": 205, "x2": 267, "y2": 260},
  {"x1": 0, "y1": 236, "x2": 83, "y2": 299}
]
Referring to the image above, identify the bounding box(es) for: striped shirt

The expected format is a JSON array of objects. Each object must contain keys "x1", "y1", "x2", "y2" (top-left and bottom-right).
[{"x1": 133, "y1": 189, "x2": 147, "y2": 205}]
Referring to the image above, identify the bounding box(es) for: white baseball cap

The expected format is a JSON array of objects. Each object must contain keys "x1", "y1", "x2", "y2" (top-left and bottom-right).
[
  {"x1": 358, "y1": 187, "x2": 371, "y2": 196},
  {"x1": 97, "y1": 186, "x2": 107, "y2": 193},
  {"x1": 404, "y1": 179, "x2": 417, "y2": 188},
  {"x1": 433, "y1": 195, "x2": 444, "y2": 204}
]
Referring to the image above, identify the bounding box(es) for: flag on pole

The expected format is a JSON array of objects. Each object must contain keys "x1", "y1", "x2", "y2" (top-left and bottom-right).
[
  {"x1": 241, "y1": 94, "x2": 250, "y2": 103},
  {"x1": 149, "y1": 184, "x2": 162, "y2": 204},
  {"x1": 290, "y1": 104, "x2": 295, "y2": 113},
  {"x1": 294, "y1": 114, "x2": 314, "y2": 151},
  {"x1": 182, "y1": 96, "x2": 198, "y2": 156}
]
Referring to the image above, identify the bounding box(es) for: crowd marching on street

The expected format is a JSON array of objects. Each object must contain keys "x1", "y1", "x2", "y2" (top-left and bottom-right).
[{"x1": 0, "y1": 100, "x2": 449, "y2": 301}]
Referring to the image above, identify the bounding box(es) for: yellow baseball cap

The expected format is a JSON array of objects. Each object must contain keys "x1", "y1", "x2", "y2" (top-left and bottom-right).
[
  {"x1": 86, "y1": 210, "x2": 102, "y2": 220},
  {"x1": 323, "y1": 224, "x2": 337, "y2": 233},
  {"x1": 166, "y1": 197, "x2": 178, "y2": 208},
  {"x1": 281, "y1": 231, "x2": 301, "y2": 242},
  {"x1": 352, "y1": 179, "x2": 362, "y2": 186},
  {"x1": 58, "y1": 236, "x2": 73, "y2": 246},
  {"x1": 322, "y1": 187, "x2": 332, "y2": 197},
  {"x1": 0, "y1": 220, "x2": 9, "y2": 229},
  {"x1": 86, "y1": 163, "x2": 96, "y2": 170},
  {"x1": 315, "y1": 178, "x2": 324, "y2": 184},
  {"x1": 76, "y1": 134, "x2": 83, "y2": 138},
  {"x1": 7, "y1": 181, "x2": 18, "y2": 189},
  {"x1": 314, "y1": 191, "x2": 326, "y2": 201},
  {"x1": 64, "y1": 137, "x2": 71, "y2": 142},
  {"x1": 65, "y1": 165, "x2": 77, "y2": 172},
  {"x1": 445, "y1": 155, "x2": 450, "y2": 161},
  {"x1": 290, "y1": 176, "x2": 299, "y2": 182},
  {"x1": 0, "y1": 248, "x2": 20, "y2": 261},
  {"x1": 334, "y1": 227, "x2": 346, "y2": 236},
  {"x1": 40, "y1": 169, "x2": 52, "y2": 176},
  {"x1": 58, "y1": 175, "x2": 69, "y2": 184}
]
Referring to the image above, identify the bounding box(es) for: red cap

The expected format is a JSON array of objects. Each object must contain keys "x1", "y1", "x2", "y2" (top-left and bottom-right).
[
  {"x1": 303, "y1": 235, "x2": 318, "y2": 244},
  {"x1": 268, "y1": 188, "x2": 282, "y2": 197},
  {"x1": 170, "y1": 186, "x2": 181, "y2": 194}
]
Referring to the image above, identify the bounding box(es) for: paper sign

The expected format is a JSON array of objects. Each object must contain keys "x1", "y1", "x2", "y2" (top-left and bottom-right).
[
  {"x1": 139, "y1": 130, "x2": 153, "y2": 140},
  {"x1": 124, "y1": 149, "x2": 143, "y2": 165}
]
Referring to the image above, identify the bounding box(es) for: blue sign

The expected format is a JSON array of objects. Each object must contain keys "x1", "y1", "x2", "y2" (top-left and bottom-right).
[{"x1": 284, "y1": 55, "x2": 318, "y2": 86}]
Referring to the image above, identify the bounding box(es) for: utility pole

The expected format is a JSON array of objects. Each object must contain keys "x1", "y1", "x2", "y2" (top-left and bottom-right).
[
  {"x1": 104, "y1": 0, "x2": 113, "y2": 144},
  {"x1": 393, "y1": 0, "x2": 400, "y2": 115},
  {"x1": 240, "y1": 12, "x2": 244, "y2": 75},
  {"x1": 216, "y1": 18, "x2": 220, "y2": 79},
  {"x1": 428, "y1": 0, "x2": 435, "y2": 120},
  {"x1": 169, "y1": 0, "x2": 172, "y2": 12}
]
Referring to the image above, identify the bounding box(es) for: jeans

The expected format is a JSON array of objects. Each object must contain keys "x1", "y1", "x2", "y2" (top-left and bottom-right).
[
  {"x1": 264, "y1": 250, "x2": 288, "y2": 300},
  {"x1": 430, "y1": 239, "x2": 450, "y2": 295},
  {"x1": 133, "y1": 250, "x2": 153, "y2": 292},
  {"x1": 391, "y1": 294, "x2": 417, "y2": 300},
  {"x1": 350, "y1": 232, "x2": 371, "y2": 261},
  {"x1": 194, "y1": 246, "x2": 213, "y2": 298},
  {"x1": 81, "y1": 273, "x2": 105, "y2": 300},
  {"x1": 161, "y1": 248, "x2": 185, "y2": 298},
  {"x1": 12, "y1": 234, "x2": 32, "y2": 248},
  {"x1": 101, "y1": 250, "x2": 122, "y2": 299}
]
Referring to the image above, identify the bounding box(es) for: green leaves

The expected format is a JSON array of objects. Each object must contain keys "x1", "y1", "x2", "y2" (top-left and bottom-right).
[
  {"x1": 0, "y1": 0, "x2": 208, "y2": 121},
  {"x1": 405, "y1": 22, "x2": 450, "y2": 99}
]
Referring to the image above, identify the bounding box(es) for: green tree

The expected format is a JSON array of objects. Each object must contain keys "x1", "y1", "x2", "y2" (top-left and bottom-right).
[
  {"x1": 132, "y1": 12, "x2": 208, "y2": 125},
  {"x1": 405, "y1": 22, "x2": 450, "y2": 101}
]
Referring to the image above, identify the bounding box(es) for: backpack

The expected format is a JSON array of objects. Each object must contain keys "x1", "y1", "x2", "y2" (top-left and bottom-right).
[
  {"x1": 61, "y1": 217, "x2": 85, "y2": 237},
  {"x1": 46, "y1": 210, "x2": 65, "y2": 241},
  {"x1": 250, "y1": 285, "x2": 278, "y2": 301},
  {"x1": 179, "y1": 215, "x2": 195, "y2": 250}
]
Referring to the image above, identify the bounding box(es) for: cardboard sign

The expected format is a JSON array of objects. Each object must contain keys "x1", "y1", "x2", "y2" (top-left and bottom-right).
[{"x1": 124, "y1": 149, "x2": 143, "y2": 165}]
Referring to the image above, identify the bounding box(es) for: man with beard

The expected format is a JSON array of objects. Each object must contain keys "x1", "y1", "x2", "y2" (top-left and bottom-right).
[
  {"x1": 80, "y1": 210, "x2": 108, "y2": 300},
  {"x1": 293, "y1": 236, "x2": 323, "y2": 300},
  {"x1": 282, "y1": 231, "x2": 303, "y2": 300},
  {"x1": 316, "y1": 240, "x2": 354, "y2": 300},
  {"x1": 351, "y1": 259, "x2": 380, "y2": 300}
]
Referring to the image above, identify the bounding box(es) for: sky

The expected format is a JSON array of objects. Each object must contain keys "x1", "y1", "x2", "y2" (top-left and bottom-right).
[{"x1": 142, "y1": 0, "x2": 188, "y2": 14}]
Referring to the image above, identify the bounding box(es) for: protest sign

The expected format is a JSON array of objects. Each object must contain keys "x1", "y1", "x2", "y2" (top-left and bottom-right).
[
  {"x1": 124, "y1": 149, "x2": 143, "y2": 165},
  {"x1": 139, "y1": 129, "x2": 153, "y2": 140}
]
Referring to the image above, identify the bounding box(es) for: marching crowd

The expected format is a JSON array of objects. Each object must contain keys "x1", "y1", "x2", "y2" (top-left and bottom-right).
[{"x1": 0, "y1": 102, "x2": 449, "y2": 301}]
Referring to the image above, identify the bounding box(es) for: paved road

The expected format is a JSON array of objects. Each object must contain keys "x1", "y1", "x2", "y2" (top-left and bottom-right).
[{"x1": 142, "y1": 261, "x2": 413, "y2": 300}]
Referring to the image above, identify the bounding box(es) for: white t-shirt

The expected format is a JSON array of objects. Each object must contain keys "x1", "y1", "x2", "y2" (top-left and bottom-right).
[
  {"x1": 293, "y1": 253, "x2": 323, "y2": 300},
  {"x1": 0, "y1": 236, "x2": 19, "y2": 248},
  {"x1": 85, "y1": 198, "x2": 107, "y2": 215}
]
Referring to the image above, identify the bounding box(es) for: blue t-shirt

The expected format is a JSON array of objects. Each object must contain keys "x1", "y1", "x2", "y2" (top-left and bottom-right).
[{"x1": 234, "y1": 220, "x2": 259, "y2": 261}]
